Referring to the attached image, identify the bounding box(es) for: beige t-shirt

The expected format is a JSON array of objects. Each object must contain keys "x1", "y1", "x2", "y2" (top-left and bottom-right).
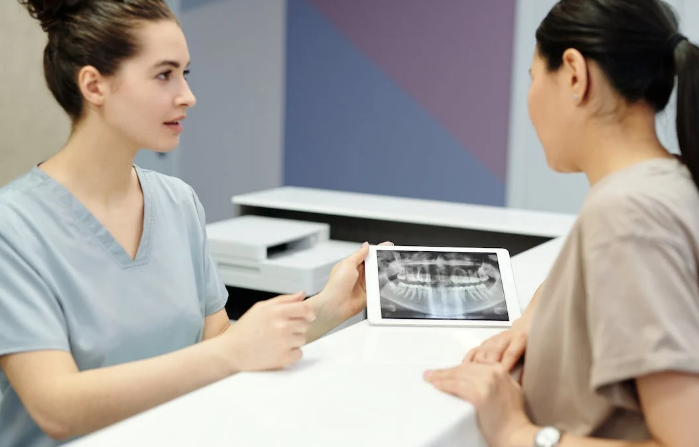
[{"x1": 523, "y1": 158, "x2": 699, "y2": 440}]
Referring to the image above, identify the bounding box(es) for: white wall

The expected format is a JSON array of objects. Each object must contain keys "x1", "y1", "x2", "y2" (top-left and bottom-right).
[{"x1": 506, "y1": 0, "x2": 697, "y2": 214}]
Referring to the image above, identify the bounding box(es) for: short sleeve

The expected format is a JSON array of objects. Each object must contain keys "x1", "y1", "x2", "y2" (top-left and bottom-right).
[
  {"x1": 0, "y1": 233, "x2": 70, "y2": 356},
  {"x1": 189, "y1": 188, "x2": 228, "y2": 316},
  {"x1": 585, "y1": 236, "x2": 699, "y2": 397}
]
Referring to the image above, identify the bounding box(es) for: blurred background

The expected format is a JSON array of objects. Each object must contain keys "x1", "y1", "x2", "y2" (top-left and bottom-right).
[{"x1": 3, "y1": 0, "x2": 697, "y2": 219}]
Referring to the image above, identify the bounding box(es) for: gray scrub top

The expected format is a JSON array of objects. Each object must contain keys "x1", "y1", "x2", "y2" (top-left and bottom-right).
[{"x1": 0, "y1": 166, "x2": 228, "y2": 446}]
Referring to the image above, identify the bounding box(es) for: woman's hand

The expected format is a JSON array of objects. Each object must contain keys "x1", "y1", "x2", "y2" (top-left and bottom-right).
[
  {"x1": 463, "y1": 317, "x2": 530, "y2": 371},
  {"x1": 223, "y1": 292, "x2": 315, "y2": 371},
  {"x1": 424, "y1": 362, "x2": 533, "y2": 447},
  {"x1": 302, "y1": 241, "x2": 393, "y2": 343},
  {"x1": 319, "y1": 241, "x2": 394, "y2": 321}
]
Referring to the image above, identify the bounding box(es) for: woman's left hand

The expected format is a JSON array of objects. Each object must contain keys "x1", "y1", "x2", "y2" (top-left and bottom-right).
[
  {"x1": 320, "y1": 241, "x2": 393, "y2": 320},
  {"x1": 424, "y1": 362, "x2": 533, "y2": 447}
]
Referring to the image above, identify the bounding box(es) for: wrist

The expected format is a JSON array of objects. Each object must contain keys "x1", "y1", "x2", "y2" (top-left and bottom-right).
[
  {"x1": 501, "y1": 422, "x2": 539, "y2": 447},
  {"x1": 208, "y1": 326, "x2": 241, "y2": 375},
  {"x1": 312, "y1": 290, "x2": 346, "y2": 323}
]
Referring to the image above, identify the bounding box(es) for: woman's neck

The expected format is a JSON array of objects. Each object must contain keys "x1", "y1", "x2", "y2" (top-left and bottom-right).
[
  {"x1": 40, "y1": 115, "x2": 141, "y2": 205},
  {"x1": 578, "y1": 107, "x2": 673, "y2": 185}
]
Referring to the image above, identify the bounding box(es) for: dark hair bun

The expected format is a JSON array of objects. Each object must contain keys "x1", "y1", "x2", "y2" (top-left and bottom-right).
[{"x1": 19, "y1": 0, "x2": 90, "y2": 32}]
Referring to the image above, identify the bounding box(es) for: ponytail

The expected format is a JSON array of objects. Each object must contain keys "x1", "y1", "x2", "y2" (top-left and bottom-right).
[{"x1": 675, "y1": 40, "x2": 699, "y2": 190}]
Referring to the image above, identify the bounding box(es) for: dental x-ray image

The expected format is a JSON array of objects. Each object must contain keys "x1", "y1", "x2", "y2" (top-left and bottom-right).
[{"x1": 377, "y1": 250, "x2": 508, "y2": 320}]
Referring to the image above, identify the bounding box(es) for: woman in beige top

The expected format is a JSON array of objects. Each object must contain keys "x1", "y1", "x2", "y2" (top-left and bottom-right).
[{"x1": 424, "y1": 1, "x2": 699, "y2": 446}]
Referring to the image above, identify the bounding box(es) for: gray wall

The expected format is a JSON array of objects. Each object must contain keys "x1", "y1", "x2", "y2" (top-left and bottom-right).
[{"x1": 176, "y1": 0, "x2": 286, "y2": 222}]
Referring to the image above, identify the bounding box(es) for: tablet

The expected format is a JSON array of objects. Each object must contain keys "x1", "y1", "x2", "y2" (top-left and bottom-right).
[{"x1": 365, "y1": 245, "x2": 520, "y2": 327}]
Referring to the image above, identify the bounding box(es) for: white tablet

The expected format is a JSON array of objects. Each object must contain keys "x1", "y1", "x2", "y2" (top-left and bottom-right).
[{"x1": 365, "y1": 245, "x2": 521, "y2": 327}]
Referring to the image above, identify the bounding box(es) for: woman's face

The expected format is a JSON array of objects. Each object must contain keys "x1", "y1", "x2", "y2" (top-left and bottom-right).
[
  {"x1": 101, "y1": 20, "x2": 196, "y2": 153},
  {"x1": 527, "y1": 47, "x2": 581, "y2": 173}
]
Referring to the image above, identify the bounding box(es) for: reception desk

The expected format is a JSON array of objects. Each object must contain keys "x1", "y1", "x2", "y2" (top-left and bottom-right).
[
  {"x1": 222, "y1": 187, "x2": 575, "y2": 322},
  {"x1": 66, "y1": 189, "x2": 572, "y2": 447}
]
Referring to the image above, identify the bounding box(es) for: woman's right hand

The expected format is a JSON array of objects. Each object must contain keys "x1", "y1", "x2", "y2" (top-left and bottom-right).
[
  {"x1": 465, "y1": 282, "x2": 546, "y2": 371},
  {"x1": 222, "y1": 292, "x2": 315, "y2": 372},
  {"x1": 463, "y1": 318, "x2": 529, "y2": 371}
]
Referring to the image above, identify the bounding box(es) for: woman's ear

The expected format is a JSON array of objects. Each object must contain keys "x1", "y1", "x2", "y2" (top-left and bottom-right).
[
  {"x1": 77, "y1": 65, "x2": 106, "y2": 107},
  {"x1": 561, "y1": 48, "x2": 589, "y2": 105}
]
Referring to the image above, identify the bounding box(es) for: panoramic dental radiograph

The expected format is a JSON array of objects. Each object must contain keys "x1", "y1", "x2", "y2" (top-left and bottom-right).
[{"x1": 377, "y1": 250, "x2": 508, "y2": 320}]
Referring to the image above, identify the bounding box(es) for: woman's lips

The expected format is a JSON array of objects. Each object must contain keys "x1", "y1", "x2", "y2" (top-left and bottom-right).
[{"x1": 164, "y1": 121, "x2": 183, "y2": 133}]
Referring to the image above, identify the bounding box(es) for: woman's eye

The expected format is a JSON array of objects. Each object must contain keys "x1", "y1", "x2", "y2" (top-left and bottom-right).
[
  {"x1": 183, "y1": 69, "x2": 190, "y2": 80},
  {"x1": 157, "y1": 71, "x2": 171, "y2": 81}
]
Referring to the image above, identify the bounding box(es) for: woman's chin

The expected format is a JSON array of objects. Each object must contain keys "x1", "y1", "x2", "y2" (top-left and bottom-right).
[
  {"x1": 144, "y1": 141, "x2": 179, "y2": 153},
  {"x1": 544, "y1": 156, "x2": 573, "y2": 174}
]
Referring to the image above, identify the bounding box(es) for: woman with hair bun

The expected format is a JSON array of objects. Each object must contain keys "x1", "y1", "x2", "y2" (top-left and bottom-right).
[{"x1": 0, "y1": 1, "x2": 381, "y2": 445}]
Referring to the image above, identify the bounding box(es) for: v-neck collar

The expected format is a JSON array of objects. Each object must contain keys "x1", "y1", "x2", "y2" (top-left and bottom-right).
[{"x1": 32, "y1": 165, "x2": 154, "y2": 269}]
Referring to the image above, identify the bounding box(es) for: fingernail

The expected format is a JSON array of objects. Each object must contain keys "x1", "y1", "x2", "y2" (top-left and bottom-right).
[
  {"x1": 424, "y1": 370, "x2": 433, "y2": 379},
  {"x1": 362, "y1": 241, "x2": 369, "y2": 247}
]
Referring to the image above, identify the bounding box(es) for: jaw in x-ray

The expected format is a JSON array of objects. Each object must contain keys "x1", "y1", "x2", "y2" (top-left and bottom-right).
[{"x1": 377, "y1": 250, "x2": 506, "y2": 318}]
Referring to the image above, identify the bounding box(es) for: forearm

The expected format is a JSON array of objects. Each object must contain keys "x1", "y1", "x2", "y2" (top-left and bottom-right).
[
  {"x1": 510, "y1": 425, "x2": 659, "y2": 447},
  {"x1": 49, "y1": 337, "x2": 234, "y2": 440},
  {"x1": 305, "y1": 292, "x2": 347, "y2": 343}
]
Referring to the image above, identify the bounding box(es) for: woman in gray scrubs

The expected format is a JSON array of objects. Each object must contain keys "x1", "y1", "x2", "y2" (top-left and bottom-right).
[
  {"x1": 0, "y1": 1, "x2": 380, "y2": 446},
  {"x1": 424, "y1": 1, "x2": 699, "y2": 446}
]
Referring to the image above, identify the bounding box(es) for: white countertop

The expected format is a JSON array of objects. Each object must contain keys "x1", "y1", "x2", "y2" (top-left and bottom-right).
[
  {"x1": 66, "y1": 236, "x2": 567, "y2": 447},
  {"x1": 233, "y1": 187, "x2": 576, "y2": 238},
  {"x1": 510, "y1": 237, "x2": 564, "y2": 309}
]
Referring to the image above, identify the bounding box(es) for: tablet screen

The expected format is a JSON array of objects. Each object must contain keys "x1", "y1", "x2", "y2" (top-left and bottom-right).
[{"x1": 376, "y1": 249, "x2": 508, "y2": 321}]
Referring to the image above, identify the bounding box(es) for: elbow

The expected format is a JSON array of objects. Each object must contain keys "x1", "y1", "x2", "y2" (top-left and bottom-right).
[
  {"x1": 38, "y1": 418, "x2": 73, "y2": 441},
  {"x1": 30, "y1": 406, "x2": 77, "y2": 441},
  {"x1": 45, "y1": 425, "x2": 73, "y2": 442}
]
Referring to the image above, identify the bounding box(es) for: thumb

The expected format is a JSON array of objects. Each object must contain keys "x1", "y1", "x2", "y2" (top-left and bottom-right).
[
  {"x1": 346, "y1": 242, "x2": 370, "y2": 267},
  {"x1": 271, "y1": 291, "x2": 305, "y2": 304}
]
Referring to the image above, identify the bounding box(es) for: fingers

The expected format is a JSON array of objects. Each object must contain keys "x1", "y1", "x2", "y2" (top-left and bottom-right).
[
  {"x1": 277, "y1": 301, "x2": 315, "y2": 322},
  {"x1": 346, "y1": 241, "x2": 395, "y2": 267},
  {"x1": 270, "y1": 292, "x2": 305, "y2": 304},
  {"x1": 463, "y1": 348, "x2": 477, "y2": 364},
  {"x1": 350, "y1": 241, "x2": 396, "y2": 264},
  {"x1": 474, "y1": 338, "x2": 508, "y2": 364},
  {"x1": 424, "y1": 366, "x2": 460, "y2": 382},
  {"x1": 474, "y1": 350, "x2": 489, "y2": 363},
  {"x1": 500, "y1": 333, "x2": 527, "y2": 371},
  {"x1": 425, "y1": 363, "x2": 508, "y2": 405},
  {"x1": 424, "y1": 366, "x2": 476, "y2": 402},
  {"x1": 275, "y1": 316, "x2": 311, "y2": 335},
  {"x1": 287, "y1": 333, "x2": 307, "y2": 349},
  {"x1": 425, "y1": 362, "x2": 498, "y2": 383},
  {"x1": 284, "y1": 348, "x2": 303, "y2": 366},
  {"x1": 429, "y1": 378, "x2": 473, "y2": 401},
  {"x1": 345, "y1": 242, "x2": 371, "y2": 267}
]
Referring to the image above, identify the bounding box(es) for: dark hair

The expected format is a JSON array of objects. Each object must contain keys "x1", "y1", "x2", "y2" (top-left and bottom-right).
[
  {"x1": 19, "y1": 0, "x2": 176, "y2": 121},
  {"x1": 536, "y1": 0, "x2": 699, "y2": 190}
]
